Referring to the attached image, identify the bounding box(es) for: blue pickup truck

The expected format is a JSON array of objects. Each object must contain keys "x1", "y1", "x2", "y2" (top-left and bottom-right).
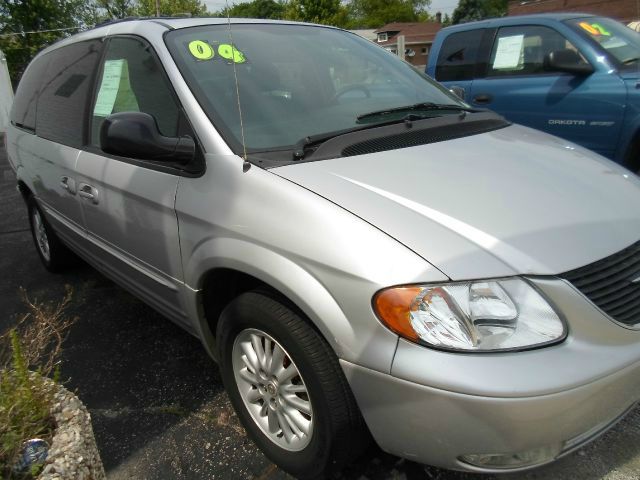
[{"x1": 426, "y1": 14, "x2": 640, "y2": 173}]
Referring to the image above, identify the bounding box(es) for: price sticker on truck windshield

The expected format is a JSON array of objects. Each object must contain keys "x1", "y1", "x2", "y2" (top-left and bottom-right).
[
  {"x1": 579, "y1": 22, "x2": 611, "y2": 36},
  {"x1": 188, "y1": 40, "x2": 215, "y2": 60}
]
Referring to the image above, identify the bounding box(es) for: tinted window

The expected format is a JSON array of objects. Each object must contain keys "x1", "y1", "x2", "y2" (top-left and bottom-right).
[
  {"x1": 37, "y1": 40, "x2": 102, "y2": 146},
  {"x1": 90, "y1": 36, "x2": 180, "y2": 146},
  {"x1": 487, "y1": 26, "x2": 587, "y2": 77},
  {"x1": 11, "y1": 55, "x2": 51, "y2": 131},
  {"x1": 435, "y1": 30, "x2": 484, "y2": 81},
  {"x1": 165, "y1": 24, "x2": 461, "y2": 153}
]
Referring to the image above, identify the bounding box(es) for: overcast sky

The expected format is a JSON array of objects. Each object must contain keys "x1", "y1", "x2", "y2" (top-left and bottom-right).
[{"x1": 203, "y1": 0, "x2": 460, "y2": 16}]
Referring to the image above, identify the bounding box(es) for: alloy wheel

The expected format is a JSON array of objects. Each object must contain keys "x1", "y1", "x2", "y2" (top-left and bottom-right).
[{"x1": 232, "y1": 328, "x2": 313, "y2": 451}]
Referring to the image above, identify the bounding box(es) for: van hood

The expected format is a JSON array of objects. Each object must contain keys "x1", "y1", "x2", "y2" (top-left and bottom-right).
[{"x1": 272, "y1": 125, "x2": 640, "y2": 280}]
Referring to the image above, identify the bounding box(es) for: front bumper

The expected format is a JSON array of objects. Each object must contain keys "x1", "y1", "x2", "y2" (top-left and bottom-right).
[
  {"x1": 342, "y1": 278, "x2": 640, "y2": 472},
  {"x1": 341, "y1": 357, "x2": 640, "y2": 472}
]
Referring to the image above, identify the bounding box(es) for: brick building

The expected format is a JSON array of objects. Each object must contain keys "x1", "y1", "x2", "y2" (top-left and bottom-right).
[
  {"x1": 374, "y1": 21, "x2": 442, "y2": 68},
  {"x1": 508, "y1": 0, "x2": 638, "y2": 24}
]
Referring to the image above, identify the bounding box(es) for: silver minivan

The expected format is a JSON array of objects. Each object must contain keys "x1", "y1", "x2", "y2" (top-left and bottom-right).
[{"x1": 6, "y1": 18, "x2": 640, "y2": 478}]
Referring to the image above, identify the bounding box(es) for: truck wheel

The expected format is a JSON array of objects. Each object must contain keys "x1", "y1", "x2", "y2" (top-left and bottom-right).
[
  {"x1": 216, "y1": 291, "x2": 368, "y2": 479},
  {"x1": 624, "y1": 140, "x2": 640, "y2": 175},
  {"x1": 27, "y1": 196, "x2": 73, "y2": 272}
]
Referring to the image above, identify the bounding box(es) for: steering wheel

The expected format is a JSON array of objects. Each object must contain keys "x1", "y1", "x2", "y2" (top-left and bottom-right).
[{"x1": 332, "y1": 85, "x2": 371, "y2": 102}]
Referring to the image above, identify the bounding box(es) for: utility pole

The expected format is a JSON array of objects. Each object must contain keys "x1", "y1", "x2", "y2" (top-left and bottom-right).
[{"x1": 155, "y1": 0, "x2": 160, "y2": 17}]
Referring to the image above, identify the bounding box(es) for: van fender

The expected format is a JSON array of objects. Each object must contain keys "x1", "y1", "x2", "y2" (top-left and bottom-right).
[{"x1": 183, "y1": 237, "x2": 361, "y2": 361}]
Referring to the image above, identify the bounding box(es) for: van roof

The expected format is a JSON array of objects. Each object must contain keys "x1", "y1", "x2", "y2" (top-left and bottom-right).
[{"x1": 37, "y1": 17, "x2": 334, "y2": 57}]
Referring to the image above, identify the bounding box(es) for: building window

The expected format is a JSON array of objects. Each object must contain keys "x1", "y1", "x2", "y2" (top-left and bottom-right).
[
  {"x1": 377, "y1": 32, "x2": 388, "y2": 42},
  {"x1": 421, "y1": 47, "x2": 428, "y2": 55}
]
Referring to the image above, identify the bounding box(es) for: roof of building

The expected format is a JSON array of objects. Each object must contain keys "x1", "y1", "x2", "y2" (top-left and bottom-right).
[
  {"x1": 349, "y1": 29, "x2": 377, "y2": 41},
  {"x1": 374, "y1": 22, "x2": 442, "y2": 46}
]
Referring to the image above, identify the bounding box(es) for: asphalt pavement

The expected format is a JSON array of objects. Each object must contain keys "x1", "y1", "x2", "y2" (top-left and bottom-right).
[{"x1": 1, "y1": 141, "x2": 639, "y2": 480}]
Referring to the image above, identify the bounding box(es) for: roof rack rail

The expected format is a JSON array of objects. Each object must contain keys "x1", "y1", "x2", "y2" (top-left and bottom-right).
[
  {"x1": 94, "y1": 16, "x2": 149, "y2": 28},
  {"x1": 92, "y1": 15, "x2": 192, "y2": 30}
]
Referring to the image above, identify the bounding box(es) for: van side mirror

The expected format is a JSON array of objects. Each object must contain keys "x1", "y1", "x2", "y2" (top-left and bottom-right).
[
  {"x1": 100, "y1": 112, "x2": 195, "y2": 164},
  {"x1": 544, "y1": 49, "x2": 594, "y2": 76}
]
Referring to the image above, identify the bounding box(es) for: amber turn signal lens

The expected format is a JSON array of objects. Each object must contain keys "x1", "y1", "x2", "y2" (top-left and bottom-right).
[{"x1": 373, "y1": 287, "x2": 423, "y2": 342}]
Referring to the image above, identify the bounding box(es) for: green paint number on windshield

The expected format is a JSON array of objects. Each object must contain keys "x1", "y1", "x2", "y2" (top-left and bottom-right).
[
  {"x1": 218, "y1": 44, "x2": 246, "y2": 63},
  {"x1": 188, "y1": 40, "x2": 215, "y2": 60}
]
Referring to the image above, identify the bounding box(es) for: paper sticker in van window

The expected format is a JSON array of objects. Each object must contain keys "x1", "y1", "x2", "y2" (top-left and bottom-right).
[
  {"x1": 94, "y1": 59, "x2": 139, "y2": 117},
  {"x1": 188, "y1": 40, "x2": 215, "y2": 60},
  {"x1": 218, "y1": 44, "x2": 246, "y2": 64},
  {"x1": 579, "y1": 22, "x2": 611, "y2": 36}
]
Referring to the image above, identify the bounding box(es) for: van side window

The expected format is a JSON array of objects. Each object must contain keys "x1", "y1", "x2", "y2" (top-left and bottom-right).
[
  {"x1": 488, "y1": 26, "x2": 587, "y2": 76},
  {"x1": 435, "y1": 30, "x2": 484, "y2": 81},
  {"x1": 37, "y1": 41, "x2": 103, "y2": 146},
  {"x1": 91, "y1": 36, "x2": 180, "y2": 147},
  {"x1": 11, "y1": 56, "x2": 51, "y2": 131}
]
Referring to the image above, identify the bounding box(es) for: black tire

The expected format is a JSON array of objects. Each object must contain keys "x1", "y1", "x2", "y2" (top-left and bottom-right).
[
  {"x1": 27, "y1": 196, "x2": 74, "y2": 272},
  {"x1": 216, "y1": 291, "x2": 369, "y2": 479},
  {"x1": 623, "y1": 140, "x2": 640, "y2": 175}
]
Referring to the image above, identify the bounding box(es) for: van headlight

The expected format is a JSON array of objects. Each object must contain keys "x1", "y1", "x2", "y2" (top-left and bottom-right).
[{"x1": 373, "y1": 278, "x2": 566, "y2": 351}]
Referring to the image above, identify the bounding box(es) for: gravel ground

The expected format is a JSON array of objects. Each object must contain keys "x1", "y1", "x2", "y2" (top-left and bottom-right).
[{"x1": 1, "y1": 142, "x2": 639, "y2": 480}]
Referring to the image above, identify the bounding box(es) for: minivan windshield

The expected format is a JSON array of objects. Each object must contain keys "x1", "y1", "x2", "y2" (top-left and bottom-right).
[
  {"x1": 165, "y1": 23, "x2": 465, "y2": 155},
  {"x1": 566, "y1": 17, "x2": 640, "y2": 67}
]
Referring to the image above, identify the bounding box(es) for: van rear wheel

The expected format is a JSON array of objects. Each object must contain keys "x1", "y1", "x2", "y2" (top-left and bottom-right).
[
  {"x1": 216, "y1": 291, "x2": 368, "y2": 479},
  {"x1": 27, "y1": 196, "x2": 73, "y2": 272}
]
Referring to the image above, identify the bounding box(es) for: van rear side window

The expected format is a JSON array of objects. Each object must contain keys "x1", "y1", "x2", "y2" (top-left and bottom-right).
[
  {"x1": 36, "y1": 40, "x2": 103, "y2": 147},
  {"x1": 11, "y1": 56, "x2": 50, "y2": 131}
]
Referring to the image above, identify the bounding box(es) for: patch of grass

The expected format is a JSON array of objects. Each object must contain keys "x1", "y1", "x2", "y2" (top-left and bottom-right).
[
  {"x1": 153, "y1": 404, "x2": 190, "y2": 417},
  {"x1": 0, "y1": 332, "x2": 56, "y2": 478},
  {"x1": 0, "y1": 287, "x2": 77, "y2": 479}
]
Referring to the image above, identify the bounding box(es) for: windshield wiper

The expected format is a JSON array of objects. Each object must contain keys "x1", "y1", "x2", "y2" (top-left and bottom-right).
[
  {"x1": 291, "y1": 107, "x2": 478, "y2": 160},
  {"x1": 623, "y1": 57, "x2": 640, "y2": 65},
  {"x1": 291, "y1": 114, "x2": 429, "y2": 160},
  {"x1": 356, "y1": 102, "x2": 475, "y2": 122}
]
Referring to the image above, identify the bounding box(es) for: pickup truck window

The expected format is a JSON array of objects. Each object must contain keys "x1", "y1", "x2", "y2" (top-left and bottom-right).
[
  {"x1": 435, "y1": 30, "x2": 484, "y2": 81},
  {"x1": 488, "y1": 26, "x2": 585, "y2": 77},
  {"x1": 566, "y1": 17, "x2": 640, "y2": 67}
]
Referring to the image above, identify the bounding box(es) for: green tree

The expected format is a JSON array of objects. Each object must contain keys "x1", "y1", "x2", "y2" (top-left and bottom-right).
[
  {"x1": 0, "y1": 0, "x2": 89, "y2": 85},
  {"x1": 94, "y1": 0, "x2": 137, "y2": 20},
  {"x1": 80, "y1": 0, "x2": 137, "y2": 26},
  {"x1": 136, "y1": 0, "x2": 208, "y2": 17},
  {"x1": 219, "y1": 0, "x2": 286, "y2": 19},
  {"x1": 285, "y1": 0, "x2": 341, "y2": 24},
  {"x1": 349, "y1": 0, "x2": 430, "y2": 28},
  {"x1": 451, "y1": 0, "x2": 506, "y2": 25}
]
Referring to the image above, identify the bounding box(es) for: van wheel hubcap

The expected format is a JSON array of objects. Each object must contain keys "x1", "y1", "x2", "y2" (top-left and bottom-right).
[
  {"x1": 232, "y1": 328, "x2": 313, "y2": 451},
  {"x1": 32, "y1": 209, "x2": 50, "y2": 262}
]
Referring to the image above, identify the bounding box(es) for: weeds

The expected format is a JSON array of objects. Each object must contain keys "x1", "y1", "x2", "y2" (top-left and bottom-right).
[{"x1": 0, "y1": 287, "x2": 77, "y2": 478}]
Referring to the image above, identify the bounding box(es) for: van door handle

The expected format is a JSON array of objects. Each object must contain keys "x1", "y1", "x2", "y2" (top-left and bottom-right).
[
  {"x1": 78, "y1": 184, "x2": 99, "y2": 204},
  {"x1": 473, "y1": 94, "x2": 493, "y2": 104},
  {"x1": 60, "y1": 176, "x2": 77, "y2": 194}
]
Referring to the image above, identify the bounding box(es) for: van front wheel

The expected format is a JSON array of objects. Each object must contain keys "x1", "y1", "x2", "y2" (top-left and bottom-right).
[{"x1": 216, "y1": 291, "x2": 368, "y2": 479}]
